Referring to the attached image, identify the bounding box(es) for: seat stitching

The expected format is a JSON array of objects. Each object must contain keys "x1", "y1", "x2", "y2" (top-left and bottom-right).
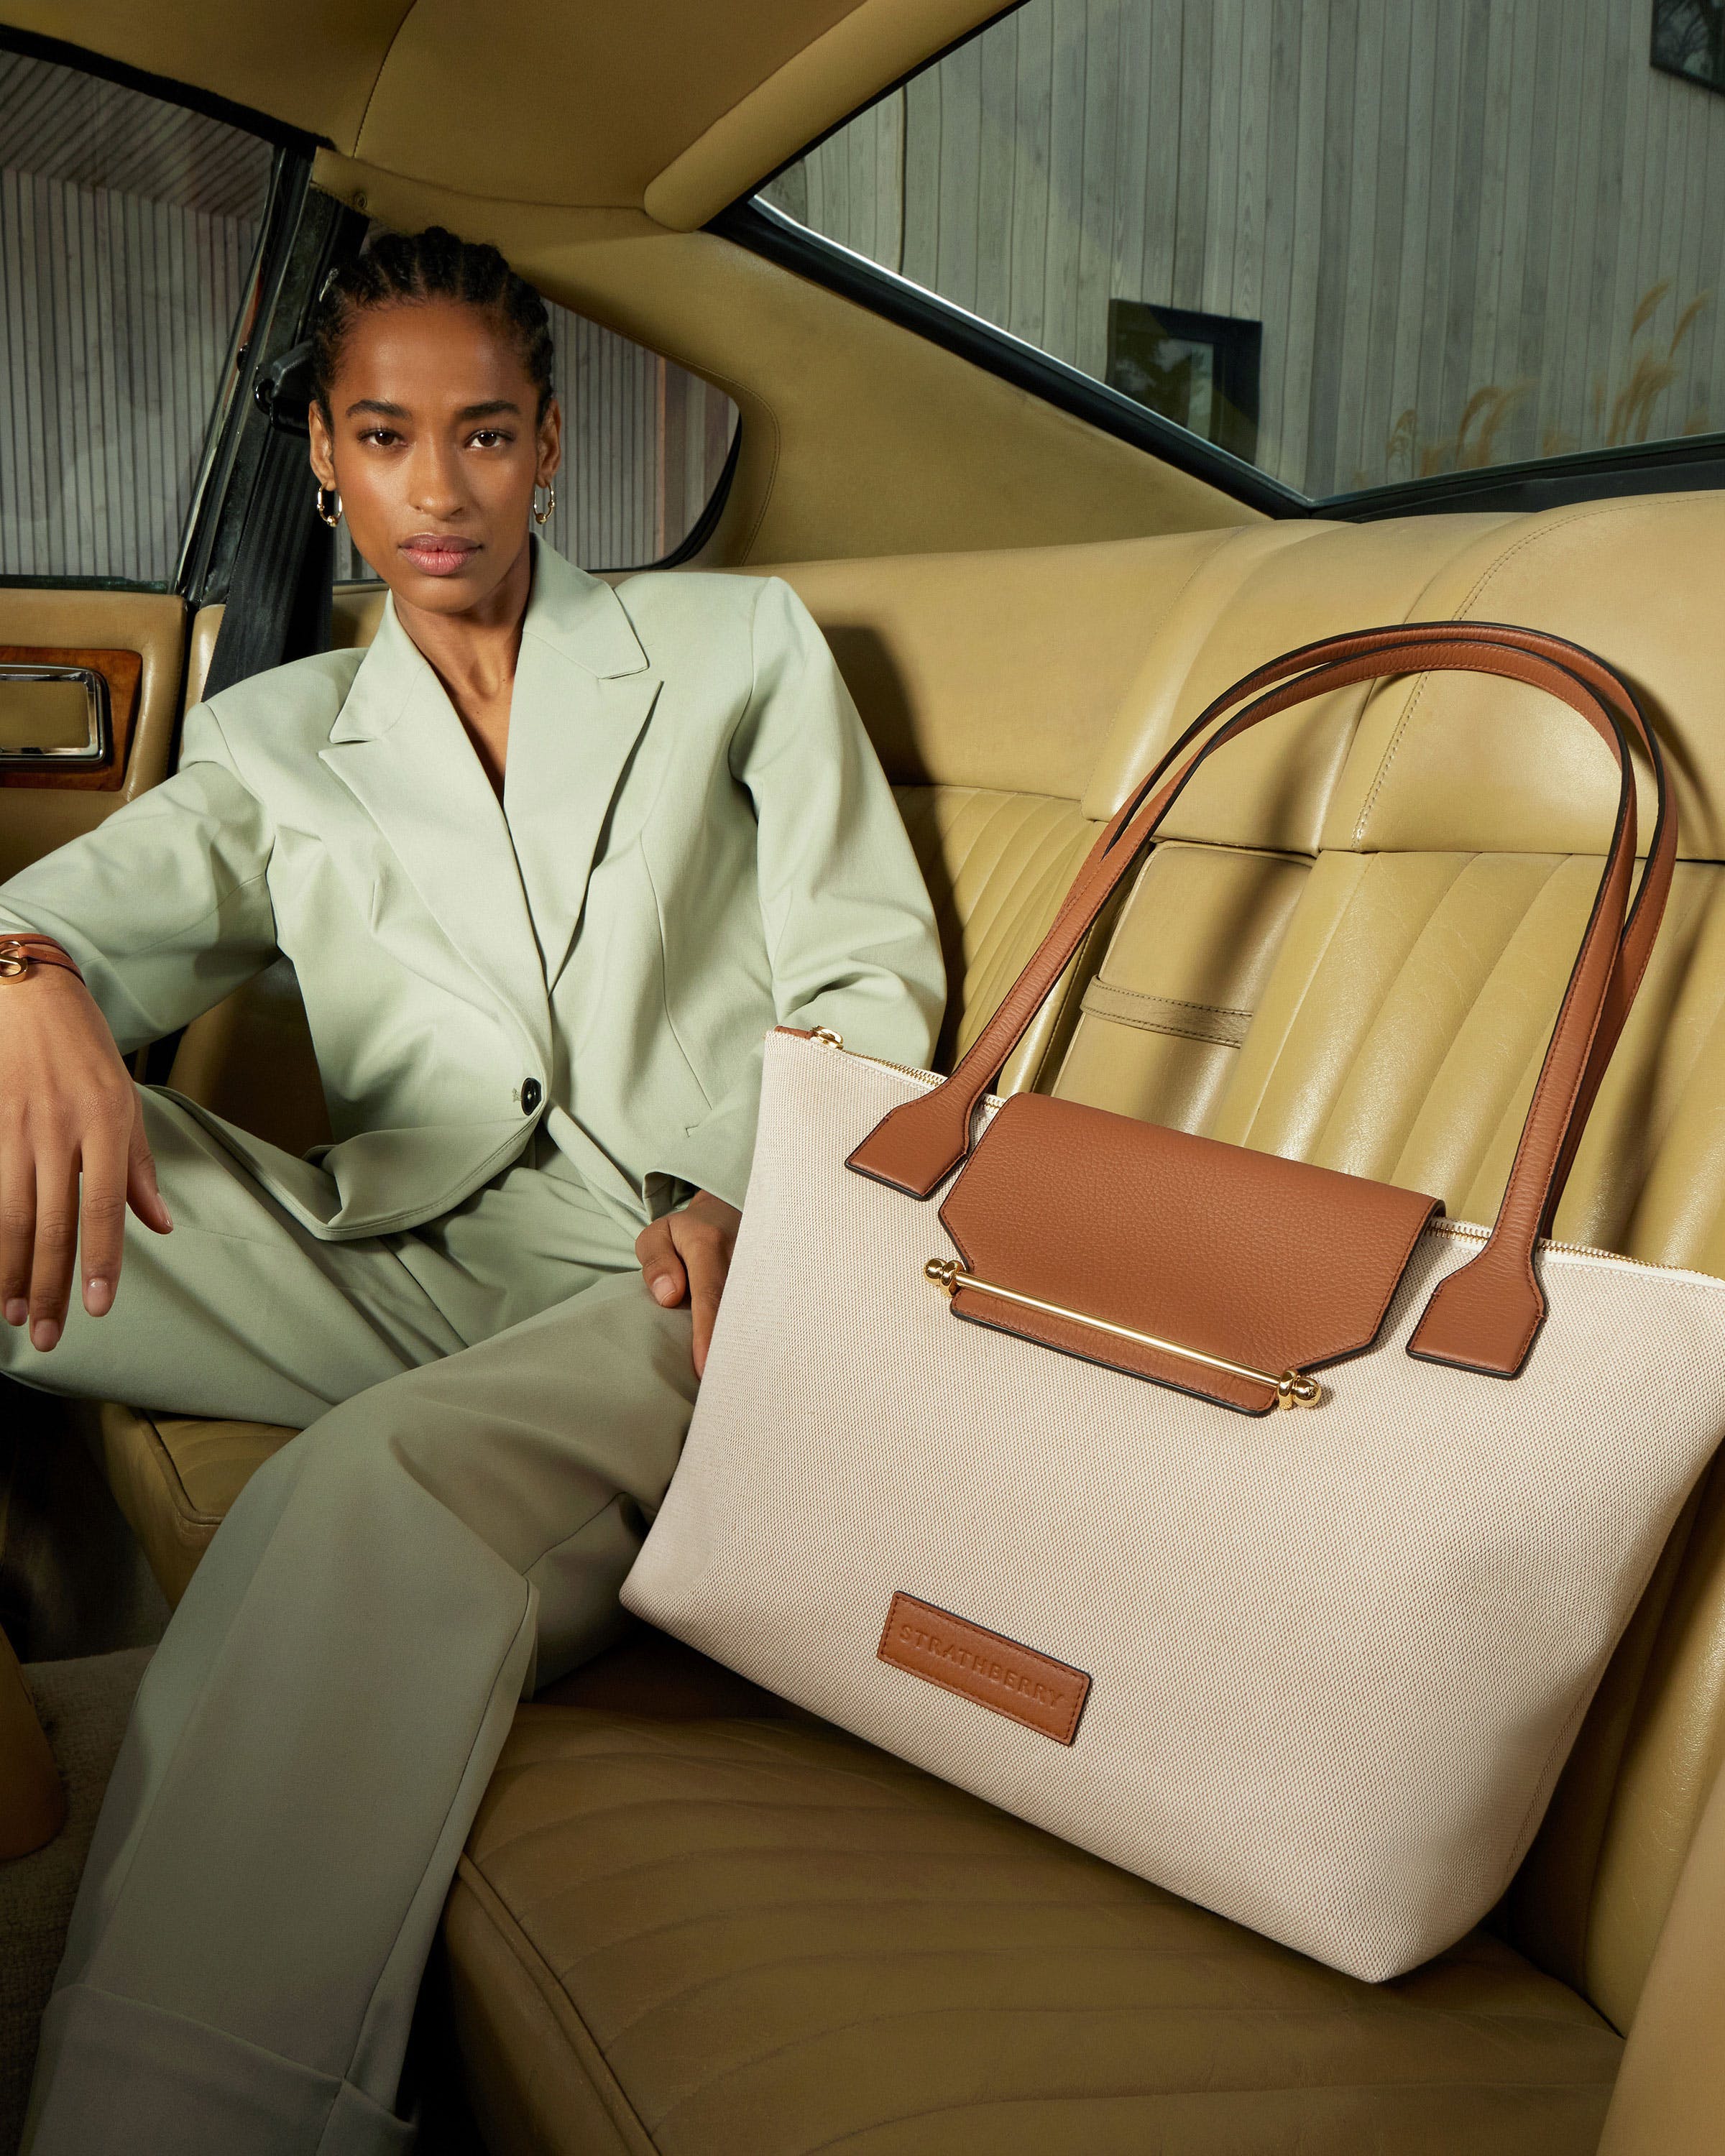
[
  {"x1": 1226, "y1": 852, "x2": 1371, "y2": 1150},
  {"x1": 448, "y1": 1858, "x2": 659, "y2": 2155},
  {"x1": 473, "y1": 1788, "x2": 1046, "y2": 1867},
  {"x1": 959, "y1": 829, "x2": 1064, "y2": 967},
  {"x1": 1319, "y1": 852, "x2": 1553, "y2": 1181},
  {"x1": 1353, "y1": 500, "x2": 1650, "y2": 845},
  {"x1": 645, "y1": 2001, "x2": 1621, "y2": 2134},
  {"x1": 484, "y1": 1830, "x2": 1136, "y2": 1928},
  {"x1": 958, "y1": 807, "x2": 1086, "y2": 949},
  {"x1": 1303, "y1": 853, "x2": 1478, "y2": 1169},
  {"x1": 789, "y1": 2073, "x2": 1619, "y2": 2156},
  {"x1": 1453, "y1": 499, "x2": 1660, "y2": 623},
  {"x1": 485, "y1": 1731, "x2": 957, "y2": 1805},
  {"x1": 581, "y1": 1940, "x2": 1604, "y2": 2047},
  {"x1": 1090, "y1": 985, "x2": 1255, "y2": 1019},
  {"x1": 1388, "y1": 857, "x2": 1570, "y2": 1206},
  {"x1": 523, "y1": 1889, "x2": 1213, "y2": 1968},
  {"x1": 1355, "y1": 671, "x2": 1438, "y2": 846},
  {"x1": 137, "y1": 1410, "x2": 219, "y2": 1529}
]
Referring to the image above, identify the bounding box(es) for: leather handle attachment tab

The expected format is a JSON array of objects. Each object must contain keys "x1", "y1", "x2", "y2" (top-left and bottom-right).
[{"x1": 847, "y1": 623, "x2": 1674, "y2": 1380}]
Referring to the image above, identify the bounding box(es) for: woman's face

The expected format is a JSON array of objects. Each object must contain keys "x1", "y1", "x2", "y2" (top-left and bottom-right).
[{"x1": 308, "y1": 296, "x2": 561, "y2": 617}]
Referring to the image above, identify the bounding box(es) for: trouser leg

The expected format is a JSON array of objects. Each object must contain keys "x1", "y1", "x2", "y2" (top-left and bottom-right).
[
  {"x1": 0, "y1": 1091, "x2": 470, "y2": 1425},
  {"x1": 22, "y1": 1270, "x2": 699, "y2": 2156}
]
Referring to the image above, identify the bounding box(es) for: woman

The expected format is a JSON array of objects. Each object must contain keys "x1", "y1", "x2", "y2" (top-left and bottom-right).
[{"x1": 0, "y1": 226, "x2": 944, "y2": 2152}]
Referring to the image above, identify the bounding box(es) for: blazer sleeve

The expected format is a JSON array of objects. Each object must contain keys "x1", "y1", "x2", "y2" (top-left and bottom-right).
[
  {"x1": 670, "y1": 575, "x2": 946, "y2": 1211},
  {"x1": 0, "y1": 699, "x2": 278, "y2": 1054}
]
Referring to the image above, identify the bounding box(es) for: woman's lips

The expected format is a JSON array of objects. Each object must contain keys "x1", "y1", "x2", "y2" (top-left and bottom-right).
[{"x1": 400, "y1": 535, "x2": 479, "y2": 576}]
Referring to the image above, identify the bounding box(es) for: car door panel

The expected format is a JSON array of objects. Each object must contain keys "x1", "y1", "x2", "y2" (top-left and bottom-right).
[{"x1": 0, "y1": 589, "x2": 185, "y2": 880}]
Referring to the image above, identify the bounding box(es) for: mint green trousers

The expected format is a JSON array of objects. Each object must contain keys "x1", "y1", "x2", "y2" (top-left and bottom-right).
[{"x1": 6, "y1": 1091, "x2": 700, "y2": 2154}]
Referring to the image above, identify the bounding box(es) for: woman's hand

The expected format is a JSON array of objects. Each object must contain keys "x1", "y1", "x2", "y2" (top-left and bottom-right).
[
  {"x1": 634, "y1": 1189, "x2": 741, "y2": 1378},
  {"x1": 0, "y1": 969, "x2": 172, "y2": 1351}
]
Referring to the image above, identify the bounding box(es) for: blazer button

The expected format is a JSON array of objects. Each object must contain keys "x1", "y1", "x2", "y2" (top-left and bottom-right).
[{"x1": 520, "y1": 1078, "x2": 543, "y2": 1115}]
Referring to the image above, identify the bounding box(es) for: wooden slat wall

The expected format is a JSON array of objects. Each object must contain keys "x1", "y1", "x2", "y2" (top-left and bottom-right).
[
  {"x1": 0, "y1": 167, "x2": 259, "y2": 582},
  {"x1": 763, "y1": 0, "x2": 1725, "y2": 496}
]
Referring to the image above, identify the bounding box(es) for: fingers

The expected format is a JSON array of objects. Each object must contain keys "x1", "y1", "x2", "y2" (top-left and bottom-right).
[
  {"x1": 77, "y1": 1116, "x2": 132, "y2": 1320},
  {"x1": 28, "y1": 1145, "x2": 79, "y2": 1353},
  {"x1": 125, "y1": 1098, "x2": 172, "y2": 1238},
  {"x1": 0, "y1": 1136, "x2": 34, "y2": 1332},
  {"x1": 673, "y1": 1214, "x2": 731, "y2": 1380},
  {"x1": 640, "y1": 1197, "x2": 742, "y2": 1376},
  {"x1": 635, "y1": 1217, "x2": 687, "y2": 1309},
  {"x1": 0, "y1": 977, "x2": 158, "y2": 1347},
  {"x1": 0, "y1": 1079, "x2": 160, "y2": 1345}
]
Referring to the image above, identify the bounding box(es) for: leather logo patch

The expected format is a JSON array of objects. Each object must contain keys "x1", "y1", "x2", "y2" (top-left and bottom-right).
[{"x1": 878, "y1": 1592, "x2": 1090, "y2": 1744}]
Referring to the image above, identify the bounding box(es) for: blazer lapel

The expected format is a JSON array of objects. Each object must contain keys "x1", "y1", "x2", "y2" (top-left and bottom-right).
[
  {"x1": 320, "y1": 602, "x2": 553, "y2": 1064},
  {"x1": 502, "y1": 544, "x2": 660, "y2": 990}
]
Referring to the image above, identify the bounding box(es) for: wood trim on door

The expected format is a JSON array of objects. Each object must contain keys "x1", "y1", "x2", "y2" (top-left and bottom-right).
[{"x1": 0, "y1": 645, "x2": 143, "y2": 791}]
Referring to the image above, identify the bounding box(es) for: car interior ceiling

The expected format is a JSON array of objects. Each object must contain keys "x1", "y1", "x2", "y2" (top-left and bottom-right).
[{"x1": 4, "y1": 2, "x2": 1725, "y2": 2154}]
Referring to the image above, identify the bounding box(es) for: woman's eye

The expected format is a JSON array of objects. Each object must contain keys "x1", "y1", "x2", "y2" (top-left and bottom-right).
[
  {"x1": 359, "y1": 428, "x2": 402, "y2": 448},
  {"x1": 469, "y1": 430, "x2": 510, "y2": 449}
]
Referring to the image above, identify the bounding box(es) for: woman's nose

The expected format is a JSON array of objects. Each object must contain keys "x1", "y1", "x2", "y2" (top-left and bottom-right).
[{"x1": 407, "y1": 445, "x2": 465, "y2": 519}]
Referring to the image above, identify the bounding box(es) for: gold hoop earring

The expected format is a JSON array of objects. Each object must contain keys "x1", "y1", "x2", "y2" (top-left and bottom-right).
[
  {"x1": 533, "y1": 481, "x2": 556, "y2": 528},
  {"x1": 315, "y1": 484, "x2": 342, "y2": 529}
]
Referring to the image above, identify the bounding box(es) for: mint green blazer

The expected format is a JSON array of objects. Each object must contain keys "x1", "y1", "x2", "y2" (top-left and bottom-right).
[{"x1": 0, "y1": 541, "x2": 945, "y2": 1233}]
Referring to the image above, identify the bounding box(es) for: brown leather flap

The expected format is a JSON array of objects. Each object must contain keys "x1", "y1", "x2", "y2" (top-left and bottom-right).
[{"x1": 936, "y1": 1093, "x2": 1440, "y2": 1415}]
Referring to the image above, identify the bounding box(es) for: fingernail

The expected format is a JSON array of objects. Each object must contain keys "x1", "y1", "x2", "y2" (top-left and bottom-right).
[
  {"x1": 30, "y1": 1318, "x2": 60, "y2": 1353},
  {"x1": 653, "y1": 1277, "x2": 677, "y2": 1304},
  {"x1": 4, "y1": 1299, "x2": 25, "y2": 1327},
  {"x1": 84, "y1": 1277, "x2": 111, "y2": 1316}
]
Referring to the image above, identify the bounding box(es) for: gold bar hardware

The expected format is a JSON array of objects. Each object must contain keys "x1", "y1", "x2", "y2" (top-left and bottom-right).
[
  {"x1": 811, "y1": 1027, "x2": 845, "y2": 1048},
  {"x1": 923, "y1": 1258, "x2": 1323, "y2": 1410}
]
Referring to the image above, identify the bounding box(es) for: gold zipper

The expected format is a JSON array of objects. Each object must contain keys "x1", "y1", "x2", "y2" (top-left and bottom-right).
[
  {"x1": 803, "y1": 1027, "x2": 1001, "y2": 1102},
  {"x1": 1425, "y1": 1215, "x2": 1706, "y2": 1279}
]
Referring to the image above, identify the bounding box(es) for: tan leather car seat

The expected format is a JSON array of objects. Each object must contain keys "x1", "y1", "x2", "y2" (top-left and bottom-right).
[
  {"x1": 448, "y1": 1682, "x2": 1620, "y2": 2156},
  {"x1": 97, "y1": 500, "x2": 1725, "y2": 2152}
]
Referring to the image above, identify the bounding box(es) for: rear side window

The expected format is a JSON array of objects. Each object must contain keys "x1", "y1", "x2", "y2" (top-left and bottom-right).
[
  {"x1": 543, "y1": 305, "x2": 737, "y2": 570},
  {"x1": 760, "y1": 0, "x2": 1725, "y2": 502},
  {"x1": 334, "y1": 287, "x2": 739, "y2": 581},
  {"x1": 0, "y1": 47, "x2": 273, "y2": 583}
]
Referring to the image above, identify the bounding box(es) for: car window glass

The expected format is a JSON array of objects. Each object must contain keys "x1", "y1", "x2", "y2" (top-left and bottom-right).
[
  {"x1": 759, "y1": 0, "x2": 1725, "y2": 500},
  {"x1": 1, "y1": 47, "x2": 273, "y2": 583}
]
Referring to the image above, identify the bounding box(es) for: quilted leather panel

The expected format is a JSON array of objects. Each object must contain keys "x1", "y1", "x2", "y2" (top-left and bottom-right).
[
  {"x1": 1205, "y1": 854, "x2": 1725, "y2": 1268},
  {"x1": 1051, "y1": 841, "x2": 1311, "y2": 1133},
  {"x1": 95, "y1": 1401, "x2": 291, "y2": 1609},
  {"x1": 450, "y1": 1706, "x2": 1621, "y2": 2156},
  {"x1": 892, "y1": 784, "x2": 1100, "y2": 1088}
]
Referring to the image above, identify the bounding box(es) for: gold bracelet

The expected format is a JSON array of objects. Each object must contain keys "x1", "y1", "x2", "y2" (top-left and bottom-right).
[{"x1": 0, "y1": 936, "x2": 85, "y2": 985}]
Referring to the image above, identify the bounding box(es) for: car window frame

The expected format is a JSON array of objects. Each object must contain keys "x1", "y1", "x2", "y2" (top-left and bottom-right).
[
  {"x1": 0, "y1": 25, "x2": 320, "y2": 596},
  {"x1": 726, "y1": 3, "x2": 1725, "y2": 526}
]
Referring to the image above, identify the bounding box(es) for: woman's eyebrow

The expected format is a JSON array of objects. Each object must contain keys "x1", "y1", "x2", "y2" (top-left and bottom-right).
[
  {"x1": 345, "y1": 398, "x2": 411, "y2": 419},
  {"x1": 455, "y1": 399, "x2": 522, "y2": 420}
]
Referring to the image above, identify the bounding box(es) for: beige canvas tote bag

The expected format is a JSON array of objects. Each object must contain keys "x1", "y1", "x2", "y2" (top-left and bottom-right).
[{"x1": 624, "y1": 623, "x2": 1725, "y2": 1982}]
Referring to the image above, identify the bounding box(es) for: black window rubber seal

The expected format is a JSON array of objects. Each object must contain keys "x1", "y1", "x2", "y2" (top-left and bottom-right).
[
  {"x1": 0, "y1": 23, "x2": 326, "y2": 154},
  {"x1": 710, "y1": 194, "x2": 1725, "y2": 525},
  {"x1": 708, "y1": 195, "x2": 1307, "y2": 522}
]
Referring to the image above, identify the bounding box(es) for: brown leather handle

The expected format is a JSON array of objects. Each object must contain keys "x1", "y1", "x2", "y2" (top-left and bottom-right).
[{"x1": 848, "y1": 623, "x2": 1675, "y2": 1378}]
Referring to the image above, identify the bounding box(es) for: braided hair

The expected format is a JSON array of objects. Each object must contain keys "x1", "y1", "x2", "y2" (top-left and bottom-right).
[{"x1": 308, "y1": 225, "x2": 556, "y2": 423}]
